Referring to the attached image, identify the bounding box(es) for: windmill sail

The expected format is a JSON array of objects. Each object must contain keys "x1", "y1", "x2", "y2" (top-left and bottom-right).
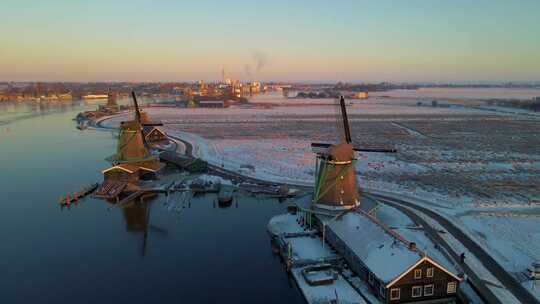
[
  {"x1": 131, "y1": 91, "x2": 151, "y2": 150},
  {"x1": 339, "y1": 96, "x2": 352, "y2": 143}
]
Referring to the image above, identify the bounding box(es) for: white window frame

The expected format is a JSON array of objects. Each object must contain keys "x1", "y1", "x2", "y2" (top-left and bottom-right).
[
  {"x1": 426, "y1": 267, "x2": 434, "y2": 278},
  {"x1": 412, "y1": 286, "x2": 423, "y2": 298},
  {"x1": 414, "y1": 269, "x2": 422, "y2": 279},
  {"x1": 447, "y1": 281, "x2": 457, "y2": 294},
  {"x1": 424, "y1": 284, "x2": 434, "y2": 296},
  {"x1": 390, "y1": 288, "x2": 400, "y2": 300}
]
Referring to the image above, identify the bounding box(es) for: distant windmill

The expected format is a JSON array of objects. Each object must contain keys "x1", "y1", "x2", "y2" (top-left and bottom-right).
[
  {"x1": 106, "y1": 88, "x2": 118, "y2": 107},
  {"x1": 311, "y1": 96, "x2": 396, "y2": 210}
]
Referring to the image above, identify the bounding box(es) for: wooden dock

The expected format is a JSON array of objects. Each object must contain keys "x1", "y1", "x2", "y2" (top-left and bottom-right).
[
  {"x1": 112, "y1": 190, "x2": 149, "y2": 209},
  {"x1": 58, "y1": 183, "x2": 99, "y2": 207},
  {"x1": 93, "y1": 181, "x2": 127, "y2": 199}
]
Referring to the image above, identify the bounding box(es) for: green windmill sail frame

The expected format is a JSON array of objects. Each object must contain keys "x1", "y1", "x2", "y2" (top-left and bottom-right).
[
  {"x1": 107, "y1": 128, "x2": 158, "y2": 165},
  {"x1": 313, "y1": 156, "x2": 358, "y2": 203}
]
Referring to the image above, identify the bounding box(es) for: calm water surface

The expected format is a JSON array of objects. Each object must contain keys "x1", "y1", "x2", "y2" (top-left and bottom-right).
[{"x1": 0, "y1": 101, "x2": 304, "y2": 303}]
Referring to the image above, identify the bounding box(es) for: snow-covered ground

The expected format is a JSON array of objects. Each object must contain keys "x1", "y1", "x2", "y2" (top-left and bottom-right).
[
  {"x1": 370, "y1": 87, "x2": 540, "y2": 100},
  {"x1": 459, "y1": 215, "x2": 540, "y2": 275},
  {"x1": 414, "y1": 210, "x2": 522, "y2": 303},
  {"x1": 99, "y1": 92, "x2": 540, "y2": 299}
]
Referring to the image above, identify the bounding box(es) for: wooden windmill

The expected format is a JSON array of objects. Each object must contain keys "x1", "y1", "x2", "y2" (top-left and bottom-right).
[
  {"x1": 110, "y1": 92, "x2": 159, "y2": 167},
  {"x1": 107, "y1": 89, "x2": 118, "y2": 107},
  {"x1": 96, "y1": 92, "x2": 164, "y2": 199},
  {"x1": 311, "y1": 96, "x2": 396, "y2": 210}
]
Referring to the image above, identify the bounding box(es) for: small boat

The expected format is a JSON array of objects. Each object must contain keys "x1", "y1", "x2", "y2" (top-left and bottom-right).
[
  {"x1": 217, "y1": 186, "x2": 234, "y2": 207},
  {"x1": 77, "y1": 120, "x2": 88, "y2": 130},
  {"x1": 189, "y1": 179, "x2": 220, "y2": 194}
]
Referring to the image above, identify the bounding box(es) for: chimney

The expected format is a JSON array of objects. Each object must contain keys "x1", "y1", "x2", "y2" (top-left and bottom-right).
[{"x1": 409, "y1": 242, "x2": 416, "y2": 251}]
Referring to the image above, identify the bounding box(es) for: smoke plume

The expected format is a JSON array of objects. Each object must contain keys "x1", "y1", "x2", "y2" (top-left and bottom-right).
[
  {"x1": 251, "y1": 49, "x2": 269, "y2": 72},
  {"x1": 244, "y1": 49, "x2": 269, "y2": 79},
  {"x1": 244, "y1": 64, "x2": 253, "y2": 79}
]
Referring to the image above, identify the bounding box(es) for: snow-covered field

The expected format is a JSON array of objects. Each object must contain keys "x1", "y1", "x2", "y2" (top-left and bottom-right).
[
  {"x1": 459, "y1": 214, "x2": 540, "y2": 274},
  {"x1": 100, "y1": 92, "x2": 540, "y2": 293},
  {"x1": 370, "y1": 87, "x2": 540, "y2": 100}
]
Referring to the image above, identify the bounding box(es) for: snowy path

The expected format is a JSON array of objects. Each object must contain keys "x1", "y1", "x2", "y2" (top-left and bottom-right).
[
  {"x1": 372, "y1": 193, "x2": 538, "y2": 304},
  {"x1": 391, "y1": 122, "x2": 428, "y2": 138}
]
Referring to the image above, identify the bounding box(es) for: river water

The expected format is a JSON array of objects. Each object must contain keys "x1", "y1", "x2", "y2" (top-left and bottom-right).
[{"x1": 0, "y1": 101, "x2": 304, "y2": 303}]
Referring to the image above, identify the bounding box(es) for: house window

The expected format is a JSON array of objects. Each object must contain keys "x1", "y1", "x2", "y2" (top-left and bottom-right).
[
  {"x1": 390, "y1": 288, "x2": 400, "y2": 300},
  {"x1": 424, "y1": 284, "x2": 434, "y2": 296},
  {"x1": 412, "y1": 286, "x2": 423, "y2": 298},
  {"x1": 414, "y1": 269, "x2": 422, "y2": 279},
  {"x1": 426, "y1": 267, "x2": 434, "y2": 277},
  {"x1": 447, "y1": 282, "x2": 457, "y2": 294},
  {"x1": 368, "y1": 272, "x2": 374, "y2": 285}
]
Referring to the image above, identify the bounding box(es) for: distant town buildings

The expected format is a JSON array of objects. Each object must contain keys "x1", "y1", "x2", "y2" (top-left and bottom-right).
[
  {"x1": 0, "y1": 82, "x2": 73, "y2": 101},
  {"x1": 198, "y1": 100, "x2": 226, "y2": 108},
  {"x1": 351, "y1": 91, "x2": 369, "y2": 99},
  {"x1": 1, "y1": 81, "x2": 540, "y2": 103},
  {"x1": 82, "y1": 94, "x2": 108, "y2": 100}
]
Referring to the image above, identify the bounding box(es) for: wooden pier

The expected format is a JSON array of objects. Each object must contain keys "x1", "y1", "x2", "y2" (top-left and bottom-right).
[
  {"x1": 93, "y1": 181, "x2": 128, "y2": 200},
  {"x1": 58, "y1": 183, "x2": 99, "y2": 207}
]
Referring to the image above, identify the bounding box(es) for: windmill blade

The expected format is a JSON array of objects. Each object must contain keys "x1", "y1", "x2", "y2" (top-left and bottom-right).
[
  {"x1": 354, "y1": 147, "x2": 397, "y2": 153},
  {"x1": 141, "y1": 201, "x2": 152, "y2": 257},
  {"x1": 339, "y1": 96, "x2": 352, "y2": 143},
  {"x1": 131, "y1": 91, "x2": 142, "y2": 123},
  {"x1": 149, "y1": 225, "x2": 168, "y2": 236},
  {"x1": 141, "y1": 228, "x2": 148, "y2": 257},
  {"x1": 311, "y1": 142, "x2": 396, "y2": 153},
  {"x1": 333, "y1": 97, "x2": 345, "y2": 143},
  {"x1": 131, "y1": 91, "x2": 151, "y2": 151}
]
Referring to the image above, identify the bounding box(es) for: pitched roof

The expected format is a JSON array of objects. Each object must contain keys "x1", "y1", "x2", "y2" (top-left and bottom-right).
[
  {"x1": 199, "y1": 100, "x2": 224, "y2": 104},
  {"x1": 138, "y1": 161, "x2": 165, "y2": 173},
  {"x1": 101, "y1": 164, "x2": 142, "y2": 174},
  {"x1": 143, "y1": 126, "x2": 167, "y2": 139},
  {"x1": 386, "y1": 256, "x2": 462, "y2": 288},
  {"x1": 327, "y1": 211, "x2": 423, "y2": 283},
  {"x1": 142, "y1": 125, "x2": 154, "y2": 133}
]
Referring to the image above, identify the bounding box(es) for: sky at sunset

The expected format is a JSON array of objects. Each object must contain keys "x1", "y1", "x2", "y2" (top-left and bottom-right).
[{"x1": 1, "y1": 0, "x2": 539, "y2": 82}]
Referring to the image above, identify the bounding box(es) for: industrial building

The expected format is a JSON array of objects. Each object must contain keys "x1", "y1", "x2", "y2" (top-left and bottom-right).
[{"x1": 198, "y1": 100, "x2": 226, "y2": 108}]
